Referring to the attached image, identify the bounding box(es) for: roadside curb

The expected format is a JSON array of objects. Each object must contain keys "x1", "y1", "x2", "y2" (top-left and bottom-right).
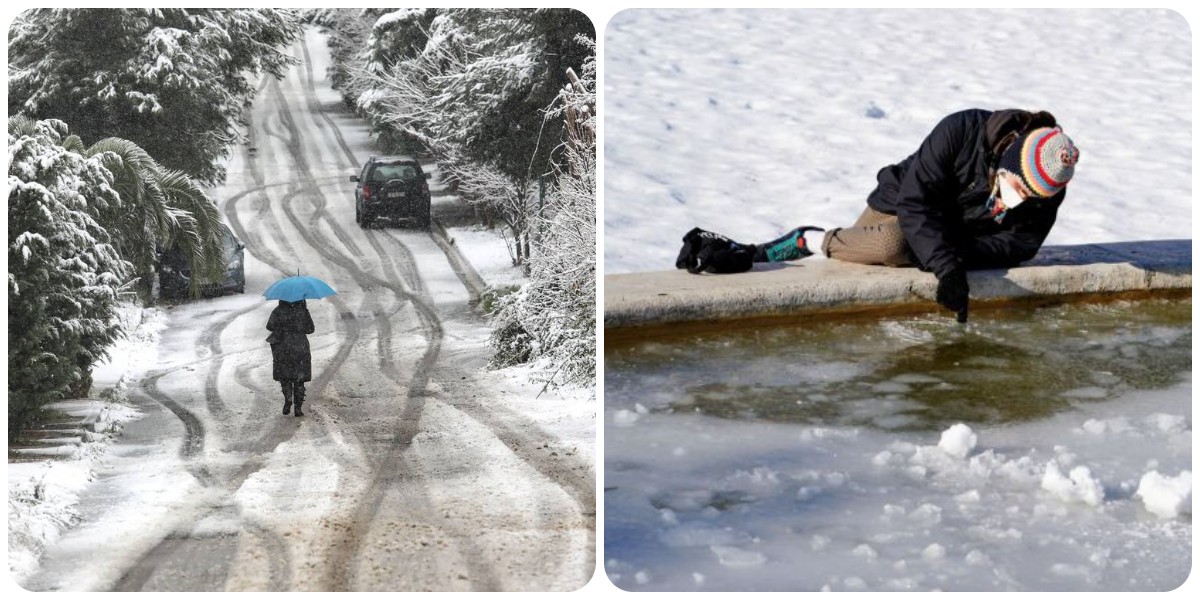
[
  {"x1": 429, "y1": 217, "x2": 489, "y2": 306},
  {"x1": 605, "y1": 239, "x2": 1191, "y2": 331}
]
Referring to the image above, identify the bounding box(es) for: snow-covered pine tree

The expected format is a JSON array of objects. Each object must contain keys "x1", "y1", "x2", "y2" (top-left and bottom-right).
[
  {"x1": 7, "y1": 8, "x2": 303, "y2": 187},
  {"x1": 8, "y1": 117, "x2": 131, "y2": 439}
]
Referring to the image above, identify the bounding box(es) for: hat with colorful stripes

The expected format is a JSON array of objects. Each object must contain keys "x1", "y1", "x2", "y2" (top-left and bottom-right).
[{"x1": 998, "y1": 127, "x2": 1079, "y2": 198}]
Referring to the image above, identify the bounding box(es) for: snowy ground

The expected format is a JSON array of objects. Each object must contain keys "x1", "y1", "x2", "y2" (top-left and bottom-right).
[
  {"x1": 603, "y1": 8, "x2": 1191, "y2": 274},
  {"x1": 602, "y1": 8, "x2": 1192, "y2": 593},
  {"x1": 7, "y1": 305, "x2": 161, "y2": 581}
]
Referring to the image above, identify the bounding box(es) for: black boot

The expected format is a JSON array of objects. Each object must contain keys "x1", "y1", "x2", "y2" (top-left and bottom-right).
[
  {"x1": 281, "y1": 382, "x2": 293, "y2": 415},
  {"x1": 293, "y1": 383, "x2": 305, "y2": 417}
]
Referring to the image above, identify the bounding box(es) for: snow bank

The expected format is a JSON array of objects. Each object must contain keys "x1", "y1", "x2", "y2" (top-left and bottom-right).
[
  {"x1": 7, "y1": 304, "x2": 159, "y2": 584},
  {"x1": 8, "y1": 401, "x2": 143, "y2": 583}
]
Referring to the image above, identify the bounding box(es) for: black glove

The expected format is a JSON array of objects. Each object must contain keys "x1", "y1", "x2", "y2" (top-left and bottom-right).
[
  {"x1": 935, "y1": 267, "x2": 969, "y2": 323},
  {"x1": 675, "y1": 227, "x2": 754, "y2": 274}
]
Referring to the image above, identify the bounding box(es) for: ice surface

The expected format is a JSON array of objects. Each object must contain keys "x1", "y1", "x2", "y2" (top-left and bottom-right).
[{"x1": 606, "y1": 302, "x2": 1191, "y2": 591}]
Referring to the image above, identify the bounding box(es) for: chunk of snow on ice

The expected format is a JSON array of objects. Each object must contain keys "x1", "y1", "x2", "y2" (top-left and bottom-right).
[
  {"x1": 1041, "y1": 462, "x2": 1105, "y2": 506},
  {"x1": 954, "y1": 489, "x2": 982, "y2": 504},
  {"x1": 843, "y1": 576, "x2": 868, "y2": 590},
  {"x1": 1143, "y1": 413, "x2": 1188, "y2": 434},
  {"x1": 612, "y1": 409, "x2": 641, "y2": 427},
  {"x1": 1136, "y1": 470, "x2": 1191, "y2": 519},
  {"x1": 710, "y1": 544, "x2": 767, "y2": 567},
  {"x1": 660, "y1": 523, "x2": 751, "y2": 548},
  {"x1": 921, "y1": 543, "x2": 946, "y2": 561},
  {"x1": 1051, "y1": 563, "x2": 1091, "y2": 577},
  {"x1": 635, "y1": 570, "x2": 651, "y2": 585},
  {"x1": 692, "y1": 572, "x2": 705, "y2": 585},
  {"x1": 852, "y1": 544, "x2": 879, "y2": 560},
  {"x1": 965, "y1": 549, "x2": 991, "y2": 566},
  {"x1": 719, "y1": 466, "x2": 780, "y2": 494},
  {"x1": 938, "y1": 423, "x2": 977, "y2": 458},
  {"x1": 909, "y1": 503, "x2": 943, "y2": 525},
  {"x1": 1080, "y1": 417, "x2": 1132, "y2": 435},
  {"x1": 810, "y1": 535, "x2": 831, "y2": 550}
]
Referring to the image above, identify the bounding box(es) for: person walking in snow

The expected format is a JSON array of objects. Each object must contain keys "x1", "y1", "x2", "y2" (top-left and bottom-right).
[
  {"x1": 266, "y1": 299, "x2": 315, "y2": 416},
  {"x1": 677, "y1": 108, "x2": 1079, "y2": 324}
]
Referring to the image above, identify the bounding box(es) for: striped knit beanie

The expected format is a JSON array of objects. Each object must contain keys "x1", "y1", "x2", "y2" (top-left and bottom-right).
[{"x1": 998, "y1": 127, "x2": 1079, "y2": 198}]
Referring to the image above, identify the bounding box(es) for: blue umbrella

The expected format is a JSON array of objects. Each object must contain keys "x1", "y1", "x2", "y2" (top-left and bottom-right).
[{"x1": 263, "y1": 275, "x2": 337, "y2": 302}]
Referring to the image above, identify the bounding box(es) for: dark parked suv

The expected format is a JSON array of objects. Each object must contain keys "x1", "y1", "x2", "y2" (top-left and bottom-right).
[
  {"x1": 350, "y1": 155, "x2": 432, "y2": 229},
  {"x1": 158, "y1": 223, "x2": 246, "y2": 300}
]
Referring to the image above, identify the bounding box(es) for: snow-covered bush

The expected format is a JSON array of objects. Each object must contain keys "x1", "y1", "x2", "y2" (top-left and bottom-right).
[
  {"x1": 8, "y1": 118, "x2": 130, "y2": 438},
  {"x1": 488, "y1": 36, "x2": 596, "y2": 385}
]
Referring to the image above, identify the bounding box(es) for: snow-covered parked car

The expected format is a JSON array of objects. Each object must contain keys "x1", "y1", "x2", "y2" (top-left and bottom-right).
[
  {"x1": 350, "y1": 155, "x2": 432, "y2": 229},
  {"x1": 157, "y1": 223, "x2": 246, "y2": 300}
]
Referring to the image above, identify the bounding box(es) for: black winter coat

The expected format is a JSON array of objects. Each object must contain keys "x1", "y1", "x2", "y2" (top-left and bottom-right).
[
  {"x1": 266, "y1": 300, "x2": 315, "y2": 382},
  {"x1": 865, "y1": 108, "x2": 1065, "y2": 278}
]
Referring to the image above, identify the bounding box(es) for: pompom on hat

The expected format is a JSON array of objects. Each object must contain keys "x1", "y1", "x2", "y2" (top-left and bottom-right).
[{"x1": 998, "y1": 126, "x2": 1079, "y2": 199}]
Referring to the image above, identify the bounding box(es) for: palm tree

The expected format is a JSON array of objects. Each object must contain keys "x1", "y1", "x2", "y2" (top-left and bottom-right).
[{"x1": 33, "y1": 118, "x2": 229, "y2": 301}]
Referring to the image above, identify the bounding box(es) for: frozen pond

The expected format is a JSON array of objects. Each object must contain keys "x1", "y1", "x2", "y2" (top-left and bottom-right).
[{"x1": 604, "y1": 299, "x2": 1191, "y2": 591}]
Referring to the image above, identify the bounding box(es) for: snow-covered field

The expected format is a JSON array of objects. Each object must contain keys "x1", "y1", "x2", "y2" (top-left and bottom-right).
[
  {"x1": 603, "y1": 8, "x2": 1191, "y2": 274},
  {"x1": 602, "y1": 8, "x2": 1192, "y2": 593}
]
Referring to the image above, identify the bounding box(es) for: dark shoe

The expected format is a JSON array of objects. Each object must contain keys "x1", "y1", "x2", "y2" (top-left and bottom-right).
[
  {"x1": 293, "y1": 403, "x2": 304, "y2": 417},
  {"x1": 283, "y1": 400, "x2": 292, "y2": 415}
]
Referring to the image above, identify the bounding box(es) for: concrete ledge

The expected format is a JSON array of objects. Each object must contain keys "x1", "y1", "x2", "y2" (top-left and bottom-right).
[{"x1": 604, "y1": 240, "x2": 1191, "y2": 330}]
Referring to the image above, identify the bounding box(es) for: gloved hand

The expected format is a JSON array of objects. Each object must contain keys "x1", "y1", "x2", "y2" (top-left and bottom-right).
[
  {"x1": 935, "y1": 267, "x2": 970, "y2": 323},
  {"x1": 675, "y1": 227, "x2": 754, "y2": 274}
]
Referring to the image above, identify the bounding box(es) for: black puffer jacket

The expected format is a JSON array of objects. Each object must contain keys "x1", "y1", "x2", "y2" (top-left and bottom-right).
[
  {"x1": 866, "y1": 108, "x2": 1065, "y2": 278},
  {"x1": 266, "y1": 300, "x2": 315, "y2": 382}
]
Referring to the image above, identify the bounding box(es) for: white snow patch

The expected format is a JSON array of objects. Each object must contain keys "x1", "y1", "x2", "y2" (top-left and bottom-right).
[
  {"x1": 710, "y1": 545, "x2": 766, "y2": 568},
  {"x1": 1040, "y1": 462, "x2": 1105, "y2": 507},
  {"x1": 1135, "y1": 470, "x2": 1191, "y2": 519},
  {"x1": 937, "y1": 423, "x2": 977, "y2": 459}
]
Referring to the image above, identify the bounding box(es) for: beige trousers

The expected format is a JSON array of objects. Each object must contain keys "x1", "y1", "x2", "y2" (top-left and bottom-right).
[{"x1": 821, "y1": 206, "x2": 915, "y2": 267}]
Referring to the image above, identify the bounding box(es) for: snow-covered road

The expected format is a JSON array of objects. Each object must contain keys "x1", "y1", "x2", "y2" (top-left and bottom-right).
[{"x1": 18, "y1": 29, "x2": 594, "y2": 592}]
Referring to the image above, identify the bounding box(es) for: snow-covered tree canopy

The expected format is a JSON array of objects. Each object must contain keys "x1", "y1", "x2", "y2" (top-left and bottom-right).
[{"x1": 8, "y1": 8, "x2": 304, "y2": 186}]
